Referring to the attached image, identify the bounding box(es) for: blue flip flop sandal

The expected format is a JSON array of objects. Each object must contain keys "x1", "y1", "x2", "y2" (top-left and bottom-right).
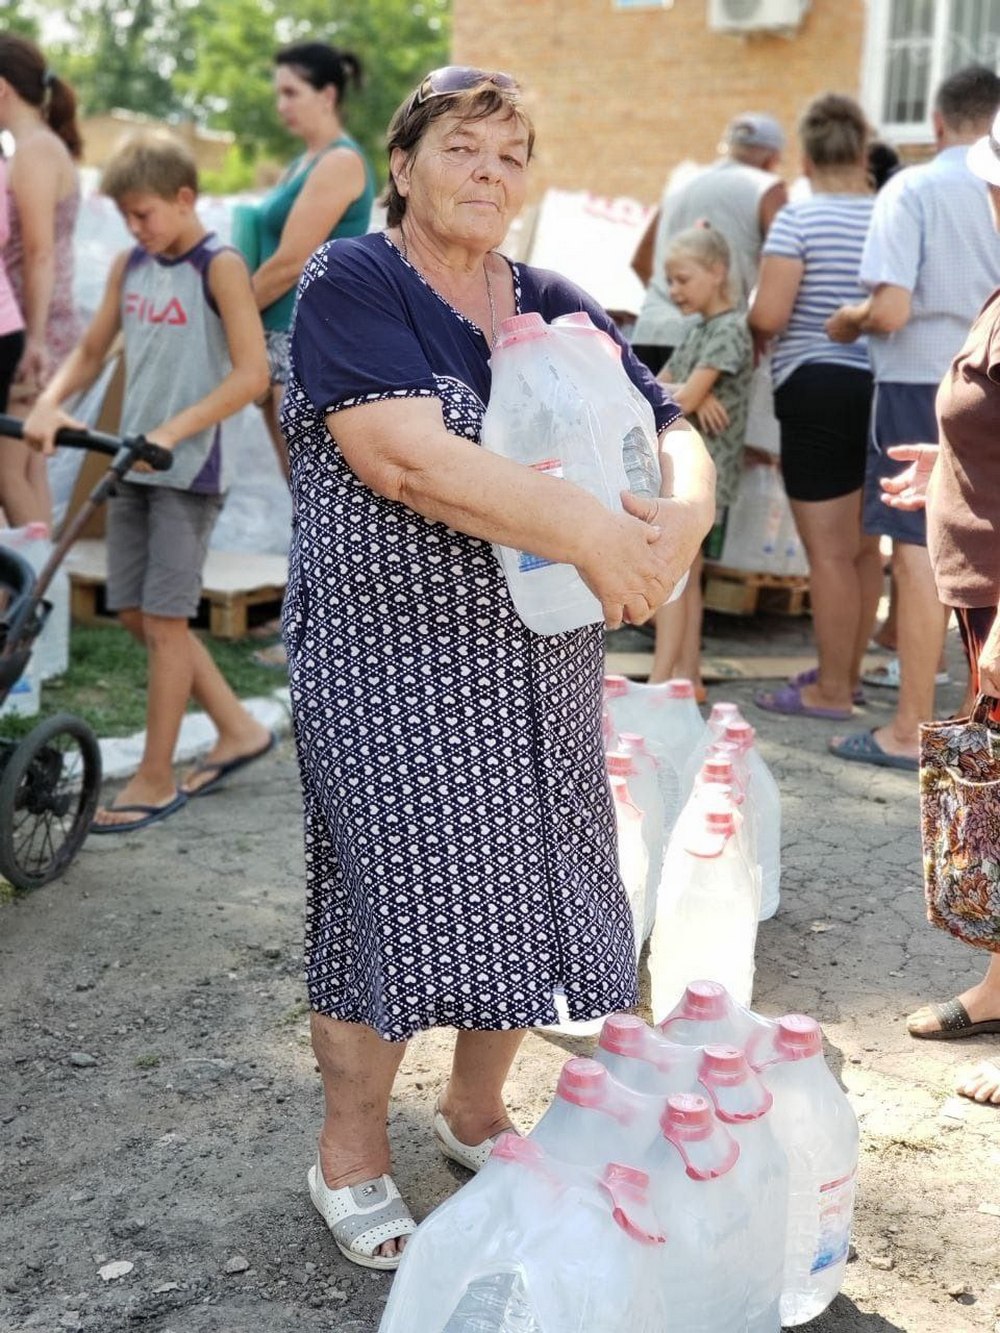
[
  {"x1": 182, "y1": 731, "x2": 278, "y2": 798},
  {"x1": 827, "y1": 729, "x2": 918, "y2": 771},
  {"x1": 90, "y1": 790, "x2": 188, "y2": 835}
]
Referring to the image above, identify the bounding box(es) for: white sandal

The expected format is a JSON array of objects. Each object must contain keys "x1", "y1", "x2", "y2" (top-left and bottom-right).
[
  {"x1": 307, "y1": 1156, "x2": 416, "y2": 1270},
  {"x1": 433, "y1": 1098, "x2": 508, "y2": 1173}
]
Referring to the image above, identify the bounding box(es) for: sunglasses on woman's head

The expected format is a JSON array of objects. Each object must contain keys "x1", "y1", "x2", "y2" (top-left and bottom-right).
[{"x1": 413, "y1": 66, "x2": 519, "y2": 106}]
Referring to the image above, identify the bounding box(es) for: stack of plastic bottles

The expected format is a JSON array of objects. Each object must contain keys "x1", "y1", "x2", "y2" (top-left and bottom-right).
[
  {"x1": 601, "y1": 680, "x2": 782, "y2": 1018},
  {"x1": 380, "y1": 982, "x2": 859, "y2": 1333},
  {"x1": 716, "y1": 460, "x2": 808, "y2": 577}
]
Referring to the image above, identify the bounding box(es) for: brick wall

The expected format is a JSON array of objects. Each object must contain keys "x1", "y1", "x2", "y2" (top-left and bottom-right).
[{"x1": 453, "y1": 0, "x2": 867, "y2": 205}]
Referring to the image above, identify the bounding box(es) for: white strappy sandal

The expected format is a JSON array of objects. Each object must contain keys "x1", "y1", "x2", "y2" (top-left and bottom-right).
[{"x1": 307, "y1": 1157, "x2": 416, "y2": 1270}]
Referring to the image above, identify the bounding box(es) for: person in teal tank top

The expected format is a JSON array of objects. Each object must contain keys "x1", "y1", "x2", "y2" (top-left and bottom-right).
[{"x1": 246, "y1": 42, "x2": 374, "y2": 482}]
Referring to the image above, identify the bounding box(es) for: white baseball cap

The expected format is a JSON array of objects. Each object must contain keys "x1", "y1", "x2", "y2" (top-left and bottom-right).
[{"x1": 967, "y1": 108, "x2": 1000, "y2": 187}]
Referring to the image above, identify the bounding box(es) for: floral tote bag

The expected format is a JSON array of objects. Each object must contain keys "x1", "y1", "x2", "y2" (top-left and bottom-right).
[{"x1": 919, "y1": 695, "x2": 1000, "y2": 951}]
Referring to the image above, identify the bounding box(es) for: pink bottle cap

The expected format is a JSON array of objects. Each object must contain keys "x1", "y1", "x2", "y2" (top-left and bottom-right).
[
  {"x1": 619, "y1": 731, "x2": 648, "y2": 753},
  {"x1": 606, "y1": 752, "x2": 634, "y2": 777},
  {"x1": 665, "y1": 679, "x2": 696, "y2": 699},
  {"x1": 685, "y1": 806, "x2": 735, "y2": 858},
  {"x1": 724, "y1": 719, "x2": 756, "y2": 749},
  {"x1": 700, "y1": 1045, "x2": 745, "y2": 1083},
  {"x1": 490, "y1": 1132, "x2": 544, "y2": 1165},
  {"x1": 24, "y1": 522, "x2": 50, "y2": 540},
  {"x1": 682, "y1": 980, "x2": 728, "y2": 1020},
  {"x1": 698, "y1": 1045, "x2": 773, "y2": 1122},
  {"x1": 495, "y1": 312, "x2": 547, "y2": 347},
  {"x1": 776, "y1": 1014, "x2": 822, "y2": 1060},
  {"x1": 708, "y1": 702, "x2": 740, "y2": 726},
  {"x1": 557, "y1": 1056, "x2": 608, "y2": 1107},
  {"x1": 662, "y1": 1092, "x2": 713, "y2": 1139},
  {"x1": 603, "y1": 674, "x2": 629, "y2": 699},
  {"x1": 661, "y1": 1094, "x2": 741, "y2": 1180},
  {"x1": 599, "y1": 1012, "x2": 649, "y2": 1057},
  {"x1": 700, "y1": 757, "x2": 734, "y2": 784}
]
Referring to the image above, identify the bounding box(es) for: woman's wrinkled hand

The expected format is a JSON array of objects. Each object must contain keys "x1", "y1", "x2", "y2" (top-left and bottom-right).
[
  {"x1": 13, "y1": 337, "x2": 49, "y2": 398},
  {"x1": 695, "y1": 392, "x2": 729, "y2": 437},
  {"x1": 880, "y1": 443, "x2": 939, "y2": 511},
  {"x1": 575, "y1": 490, "x2": 706, "y2": 630}
]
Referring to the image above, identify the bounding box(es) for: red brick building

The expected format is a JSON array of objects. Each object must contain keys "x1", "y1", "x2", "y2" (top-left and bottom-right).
[{"x1": 452, "y1": 0, "x2": 1000, "y2": 204}]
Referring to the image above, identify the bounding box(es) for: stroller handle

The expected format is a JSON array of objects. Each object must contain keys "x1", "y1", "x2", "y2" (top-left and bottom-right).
[{"x1": 0, "y1": 414, "x2": 174, "y2": 473}]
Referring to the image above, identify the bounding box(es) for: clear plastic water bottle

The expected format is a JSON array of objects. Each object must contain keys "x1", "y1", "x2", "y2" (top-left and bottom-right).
[
  {"x1": 719, "y1": 462, "x2": 785, "y2": 574},
  {"x1": 608, "y1": 773, "x2": 648, "y2": 959},
  {"x1": 750, "y1": 1015, "x2": 859, "y2": 1326},
  {"x1": 530, "y1": 1056, "x2": 667, "y2": 1169},
  {"x1": 698, "y1": 1045, "x2": 788, "y2": 1333},
  {"x1": 608, "y1": 745, "x2": 664, "y2": 940},
  {"x1": 656, "y1": 980, "x2": 775, "y2": 1051},
  {"x1": 646, "y1": 1093, "x2": 750, "y2": 1333},
  {"x1": 594, "y1": 1011, "x2": 703, "y2": 1096},
  {"x1": 679, "y1": 699, "x2": 742, "y2": 798},
  {"x1": 724, "y1": 718, "x2": 781, "y2": 920},
  {"x1": 604, "y1": 677, "x2": 706, "y2": 835},
  {"x1": 648, "y1": 793, "x2": 760, "y2": 1018},
  {"x1": 0, "y1": 521, "x2": 70, "y2": 682},
  {"x1": 693, "y1": 756, "x2": 763, "y2": 917}
]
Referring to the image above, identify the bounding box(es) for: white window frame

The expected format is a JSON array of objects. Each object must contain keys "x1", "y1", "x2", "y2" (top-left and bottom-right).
[{"x1": 862, "y1": 0, "x2": 1000, "y2": 145}]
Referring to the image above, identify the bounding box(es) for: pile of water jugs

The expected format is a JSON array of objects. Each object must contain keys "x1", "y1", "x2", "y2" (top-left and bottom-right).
[
  {"x1": 380, "y1": 679, "x2": 859, "y2": 1331},
  {"x1": 380, "y1": 984, "x2": 859, "y2": 1332}
]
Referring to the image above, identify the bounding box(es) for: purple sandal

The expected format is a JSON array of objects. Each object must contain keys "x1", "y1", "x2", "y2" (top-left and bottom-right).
[
  {"x1": 754, "y1": 681, "x2": 853, "y2": 721},
  {"x1": 790, "y1": 666, "x2": 865, "y2": 706}
]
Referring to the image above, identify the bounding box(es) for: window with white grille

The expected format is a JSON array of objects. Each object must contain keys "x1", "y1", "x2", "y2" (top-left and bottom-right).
[{"x1": 865, "y1": 0, "x2": 1000, "y2": 142}]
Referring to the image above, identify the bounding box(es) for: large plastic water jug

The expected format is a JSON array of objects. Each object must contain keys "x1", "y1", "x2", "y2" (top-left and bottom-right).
[
  {"x1": 648, "y1": 793, "x2": 760, "y2": 1018},
  {"x1": 679, "y1": 700, "x2": 742, "y2": 799},
  {"x1": 530, "y1": 1057, "x2": 667, "y2": 1170},
  {"x1": 647, "y1": 1093, "x2": 750, "y2": 1333},
  {"x1": 750, "y1": 1015, "x2": 859, "y2": 1326},
  {"x1": 604, "y1": 677, "x2": 706, "y2": 834},
  {"x1": 698, "y1": 1045, "x2": 788, "y2": 1333},
  {"x1": 608, "y1": 773, "x2": 648, "y2": 958},
  {"x1": 694, "y1": 754, "x2": 763, "y2": 915},
  {"x1": 379, "y1": 1133, "x2": 670, "y2": 1333},
  {"x1": 723, "y1": 718, "x2": 781, "y2": 920},
  {"x1": 0, "y1": 522, "x2": 70, "y2": 681},
  {"x1": 608, "y1": 744, "x2": 663, "y2": 940},
  {"x1": 718, "y1": 461, "x2": 785, "y2": 574},
  {"x1": 594, "y1": 1012, "x2": 703, "y2": 1096},
  {"x1": 656, "y1": 980, "x2": 775, "y2": 1050}
]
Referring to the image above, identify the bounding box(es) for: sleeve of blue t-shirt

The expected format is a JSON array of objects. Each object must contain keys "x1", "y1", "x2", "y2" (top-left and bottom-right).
[
  {"x1": 292, "y1": 239, "x2": 437, "y2": 414},
  {"x1": 762, "y1": 204, "x2": 805, "y2": 261},
  {"x1": 859, "y1": 173, "x2": 923, "y2": 293}
]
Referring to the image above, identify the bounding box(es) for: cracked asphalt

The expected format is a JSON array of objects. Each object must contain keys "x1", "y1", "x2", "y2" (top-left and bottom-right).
[{"x1": 1, "y1": 610, "x2": 999, "y2": 1332}]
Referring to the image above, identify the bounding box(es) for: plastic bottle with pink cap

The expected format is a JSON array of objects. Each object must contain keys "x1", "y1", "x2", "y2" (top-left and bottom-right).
[
  {"x1": 698, "y1": 1045, "x2": 788, "y2": 1332},
  {"x1": 529, "y1": 1056, "x2": 668, "y2": 1170},
  {"x1": 722, "y1": 717, "x2": 781, "y2": 920},
  {"x1": 689, "y1": 757, "x2": 763, "y2": 920},
  {"x1": 608, "y1": 773, "x2": 649, "y2": 958},
  {"x1": 593, "y1": 1011, "x2": 703, "y2": 1097},
  {"x1": 646, "y1": 1093, "x2": 751, "y2": 1332},
  {"x1": 655, "y1": 979, "x2": 775, "y2": 1048},
  {"x1": 647, "y1": 790, "x2": 760, "y2": 1019},
  {"x1": 750, "y1": 1015, "x2": 859, "y2": 1326},
  {"x1": 380, "y1": 1132, "x2": 670, "y2": 1332},
  {"x1": 608, "y1": 741, "x2": 664, "y2": 940}
]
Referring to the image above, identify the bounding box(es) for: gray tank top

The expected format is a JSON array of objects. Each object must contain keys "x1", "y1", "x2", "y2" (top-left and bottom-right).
[
  {"x1": 119, "y1": 232, "x2": 235, "y2": 493},
  {"x1": 633, "y1": 158, "x2": 779, "y2": 349}
]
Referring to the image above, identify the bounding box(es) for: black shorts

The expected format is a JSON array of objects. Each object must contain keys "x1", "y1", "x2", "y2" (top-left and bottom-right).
[
  {"x1": 774, "y1": 362, "x2": 873, "y2": 503},
  {"x1": 0, "y1": 330, "x2": 25, "y2": 413},
  {"x1": 630, "y1": 343, "x2": 674, "y2": 377}
]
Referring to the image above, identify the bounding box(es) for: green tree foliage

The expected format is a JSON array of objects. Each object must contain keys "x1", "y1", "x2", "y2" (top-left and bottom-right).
[{"x1": 14, "y1": 0, "x2": 451, "y2": 186}]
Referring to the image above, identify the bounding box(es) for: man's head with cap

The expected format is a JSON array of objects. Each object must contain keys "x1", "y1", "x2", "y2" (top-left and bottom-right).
[{"x1": 723, "y1": 112, "x2": 785, "y2": 169}]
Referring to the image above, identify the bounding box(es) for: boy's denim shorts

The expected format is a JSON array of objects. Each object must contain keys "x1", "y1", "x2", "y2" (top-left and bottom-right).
[
  {"x1": 105, "y1": 481, "x2": 224, "y2": 619},
  {"x1": 861, "y1": 381, "x2": 937, "y2": 548}
]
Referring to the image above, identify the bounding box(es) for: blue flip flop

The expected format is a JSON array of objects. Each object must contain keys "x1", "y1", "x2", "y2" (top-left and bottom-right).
[
  {"x1": 90, "y1": 790, "x2": 188, "y2": 835},
  {"x1": 182, "y1": 731, "x2": 278, "y2": 798},
  {"x1": 827, "y1": 729, "x2": 918, "y2": 772}
]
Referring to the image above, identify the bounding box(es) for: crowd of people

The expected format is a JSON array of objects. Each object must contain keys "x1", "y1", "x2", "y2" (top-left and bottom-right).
[{"x1": 2, "y1": 19, "x2": 1000, "y2": 1274}]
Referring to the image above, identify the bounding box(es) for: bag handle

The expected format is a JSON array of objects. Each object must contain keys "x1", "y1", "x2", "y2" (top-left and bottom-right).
[{"x1": 971, "y1": 693, "x2": 1000, "y2": 725}]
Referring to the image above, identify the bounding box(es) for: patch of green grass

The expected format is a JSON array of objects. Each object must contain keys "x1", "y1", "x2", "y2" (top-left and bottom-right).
[
  {"x1": 134, "y1": 1053, "x2": 161, "y2": 1070},
  {"x1": 2, "y1": 624, "x2": 283, "y2": 740}
]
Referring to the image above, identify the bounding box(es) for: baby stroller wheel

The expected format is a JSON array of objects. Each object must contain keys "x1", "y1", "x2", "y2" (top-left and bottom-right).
[{"x1": 0, "y1": 713, "x2": 102, "y2": 891}]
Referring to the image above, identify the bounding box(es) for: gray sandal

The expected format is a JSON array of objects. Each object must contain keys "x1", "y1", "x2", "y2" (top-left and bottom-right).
[{"x1": 307, "y1": 1158, "x2": 416, "y2": 1269}]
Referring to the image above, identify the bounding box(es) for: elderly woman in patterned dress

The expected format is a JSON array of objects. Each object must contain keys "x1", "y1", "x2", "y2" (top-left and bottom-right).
[{"x1": 281, "y1": 66, "x2": 715, "y2": 1269}]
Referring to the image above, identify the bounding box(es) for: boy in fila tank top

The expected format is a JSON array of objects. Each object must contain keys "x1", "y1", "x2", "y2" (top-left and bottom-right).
[{"x1": 24, "y1": 130, "x2": 275, "y2": 833}]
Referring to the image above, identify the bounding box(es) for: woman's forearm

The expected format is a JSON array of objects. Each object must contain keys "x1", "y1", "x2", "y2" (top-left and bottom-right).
[
  {"x1": 658, "y1": 421, "x2": 716, "y2": 518},
  {"x1": 252, "y1": 256, "x2": 301, "y2": 312}
]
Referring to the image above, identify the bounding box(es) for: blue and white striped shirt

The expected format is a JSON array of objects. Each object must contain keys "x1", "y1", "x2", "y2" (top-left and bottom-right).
[{"x1": 762, "y1": 194, "x2": 874, "y2": 388}]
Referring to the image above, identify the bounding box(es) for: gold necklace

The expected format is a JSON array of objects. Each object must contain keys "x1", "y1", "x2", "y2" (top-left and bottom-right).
[{"x1": 398, "y1": 228, "x2": 498, "y2": 348}]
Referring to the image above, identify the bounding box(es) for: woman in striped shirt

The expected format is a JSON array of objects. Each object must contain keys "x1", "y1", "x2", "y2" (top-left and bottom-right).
[{"x1": 750, "y1": 93, "x2": 882, "y2": 722}]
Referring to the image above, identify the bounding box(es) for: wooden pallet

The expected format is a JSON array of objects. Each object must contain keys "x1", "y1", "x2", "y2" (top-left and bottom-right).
[
  {"x1": 702, "y1": 563, "x2": 810, "y2": 617},
  {"x1": 65, "y1": 539, "x2": 288, "y2": 640}
]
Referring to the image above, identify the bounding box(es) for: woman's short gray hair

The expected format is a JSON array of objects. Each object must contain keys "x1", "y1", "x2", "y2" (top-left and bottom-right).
[{"x1": 382, "y1": 76, "x2": 535, "y2": 228}]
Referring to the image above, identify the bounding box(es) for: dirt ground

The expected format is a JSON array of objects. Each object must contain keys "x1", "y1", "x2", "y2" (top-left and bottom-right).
[{"x1": 2, "y1": 613, "x2": 1000, "y2": 1333}]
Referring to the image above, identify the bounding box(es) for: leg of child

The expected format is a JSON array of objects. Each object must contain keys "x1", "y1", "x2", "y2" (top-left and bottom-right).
[
  {"x1": 180, "y1": 635, "x2": 273, "y2": 794},
  {"x1": 92, "y1": 610, "x2": 195, "y2": 828}
]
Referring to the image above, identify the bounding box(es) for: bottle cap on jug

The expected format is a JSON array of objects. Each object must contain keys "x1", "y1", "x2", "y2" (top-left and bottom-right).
[
  {"x1": 700, "y1": 756, "x2": 734, "y2": 785},
  {"x1": 662, "y1": 1092, "x2": 713, "y2": 1139},
  {"x1": 775, "y1": 1013, "x2": 822, "y2": 1060},
  {"x1": 490, "y1": 1132, "x2": 545, "y2": 1166},
  {"x1": 724, "y1": 719, "x2": 756, "y2": 749},
  {"x1": 599, "y1": 1012, "x2": 649, "y2": 1057},
  {"x1": 699, "y1": 1046, "x2": 774, "y2": 1122},
  {"x1": 603, "y1": 674, "x2": 629, "y2": 699},
  {"x1": 681, "y1": 980, "x2": 728, "y2": 1020},
  {"x1": 685, "y1": 806, "x2": 735, "y2": 858},
  {"x1": 708, "y1": 702, "x2": 740, "y2": 726},
  {"x1": 606, "y1": 752, "x2": 635, "y2": 777},
  {"x1": 557, "y1": 1056, "x2": 609, "y2": 1107},
  {"x1": 495, "y1": 312, "x2": 547, "y2": 348},
  {"x1": 24, "y1": 522, "x2": 50, "y2": 540},
  {"x1": 665, "y1": 679, "x2": 696, "y2": 699},
  {"x1": 619, "y1": 731, "x2": 648, "y2": 754},
  {"x1": 661, "y1": 1094, "x2": 741, "y2": 1180}
]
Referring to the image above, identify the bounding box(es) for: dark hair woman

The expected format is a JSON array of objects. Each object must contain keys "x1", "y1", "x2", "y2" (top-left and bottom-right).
[
  {"x1": 0, "y1": 32, "x2": 83, "y2": 525},
  {"x1": 282, "y1": 66, "x2": 714, "y2": 1268},
  {"x1": 243, "y1": 41, "x2": 374, "y2": 484}
]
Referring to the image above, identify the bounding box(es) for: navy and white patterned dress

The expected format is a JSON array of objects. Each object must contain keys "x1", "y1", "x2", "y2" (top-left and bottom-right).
[{"x1": 281, "y1": 232, "x2": 681, "y2": 1042}]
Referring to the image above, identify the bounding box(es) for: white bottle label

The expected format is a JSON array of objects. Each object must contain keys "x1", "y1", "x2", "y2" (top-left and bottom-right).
[
  {"x1": 517, "y1": 459, "x2": 563, "y2": 572},
  {"x1": 810, "y1": 1168, "x2": 857, "y2": 1273}
]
